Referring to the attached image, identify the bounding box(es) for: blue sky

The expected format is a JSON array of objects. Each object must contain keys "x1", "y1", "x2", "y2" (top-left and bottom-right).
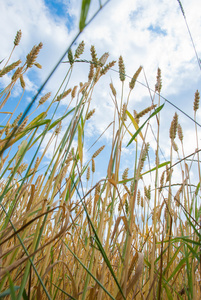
[
  {"x1": 1, "y1": 0, "x2": 201, "y2": 191},
  {"x1": 44, "y1": 0, "x2": 76, "y2": 30}
]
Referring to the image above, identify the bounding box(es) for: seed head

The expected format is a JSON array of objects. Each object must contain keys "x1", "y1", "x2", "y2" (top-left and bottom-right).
[
  {"x1": 159, "y1": 170, "x2": 165, "y2": 193},
  {"x1": 0, "y1": 60, "x2": 22, "y2": 78},
  {"x1": 34, "y1": 157, "x2": 40, "y2": 171},
  {"x1": 110, "y1": 82, "x2": 116, "y2": 97},
  {"x1": 68, "y1": 49, "x2": 74, "y2": 65},
  {"x1": 122, "y1": 168, "x2": 129, "y2": 181},
  {"x1": 100, "y1": 60, "x2": 116, "y2": 76},
  {"x1": 155, "y1": 68, "x2": 162, "y2": 93},
  {"x1": 88, "y1": 63, "x2": 94, "y2": 82},
  {"x1": 95, "y1": 183, "x2": 101, "y2": 196},
  {"x1": 86, "y1": 109, "x2": 95, "y2": 120},
  {"x1": 94, "y1": 67, "x2": 101, "y2": 83},
  {"x1": 71, "y1": 86, "x2": 78, "y2": 98},
  {"x1": 177, "y1": 123, "x2": 183, "y2": 142},
  {"x1": 138, "y1": 143, "x2": 149, "y2": 174},
  {"x1": 20, "y1": 75, "x2": 25, "y2": 89},
  {"x1": 39, "y1": 92, "x2": 51, "y2": 105},
  {"x1": 142, "y1": 143, "x2": 149, "y2": 162},
  {"x1": 123, "y1": 183, "x2": 130, "y2": 195},
  {"x1": 90, "y1": 45, "x2": 98, "y2": 67},
  {"x1": 26, "y1": 42, "x2": 43, "y2": 68},
  {"x1": 12, "y1": 66, "x2": 23, "y2": 81},
  {"x1": 12, "y1": 112, "x2": 23, "y2": 127},
  {"x1": 14, "y1": 30, "x2": 22, "y2": 46},
  {"x1": 174, "y1": 185, "x2": 183, "y2": 206},
  {"x1": 79, "y1": 82, "x2": 89, "y2": 93},
  {"x1": 118, "y1": 55, "x2": 125, "y2": 81},
  {"x1": 65, "y1": 152, "x2": 73, "y2": 165},
  {"x1": 99, "y1": 52, "x2": 109, "y2": 66},
  {"x1": 5, "y1": 122, "x2": 11, "y2": 136},
  {"x1": 166, "y1": 166, "x2": 173, "y2": 183},
  {"x1": 55, "y1": 89, "x2": 72, "y2": 102},
  {"x1": 121, "y1": 103, "x2": 127, "y2": 121},
  {"x1": 86, "y1": 166, "x2": 90, "y2": 181},
  {"x1": 172, "y1": 140, "x2": 178, "y2": 152},
  {"x1": 144, "y1": 185, "x2": 151, "y2": 200},
  {"x1": 136, "y1": 105, "x2": 156, "y2": 119},
  {"x1": 74, "y1": 41, "x2": 85, "y2": 59},
  {"x1": 155, "y1": 150, "x2": 159, "y2": 165},
  {"x1": 141, "y1": 197, "x2": 144, "y2": 207},
  {"x1": 55, "y1": 122, "x2": 62, "y2": 135},
  {"x1": 34, "y1": 62, "x2": 42, "y2": 69},
  {"x1": 137, "y1": 190, "x2": 140, "y2": 205},
  {"x1": 125, "y1": 198, "x2": 129, "y2": 215},
  {"x1": 169, "y1": 113, "x2": 178, "y2": 140},
  {"x1": 92, "y1": 158, "x2": 95, "y2": 173},
  {"x1": 92, "y1": 145, "x2": 105, "y2": 158},
  {"x1": 193, "y1": 90, "x2": 200, "y2": 112},
  {"x1": 18, "y1": 117, "x2": 28, "y2": 133},
  {"x1": 129, "y1": 66, "x2": 142, "y2": 90}
]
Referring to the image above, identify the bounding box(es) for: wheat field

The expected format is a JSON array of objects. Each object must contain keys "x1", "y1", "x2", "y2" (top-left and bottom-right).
[{"x1": 0, "y1": 3, "x2": 201, "y2": 299}]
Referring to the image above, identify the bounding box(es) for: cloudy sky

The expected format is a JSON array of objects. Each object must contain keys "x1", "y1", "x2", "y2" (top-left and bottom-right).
[{"x1": 1, "y1": 0, "x2": 201, "y2": 185}]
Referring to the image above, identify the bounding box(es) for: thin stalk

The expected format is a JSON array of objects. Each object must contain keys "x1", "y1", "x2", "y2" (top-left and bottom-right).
[{"x1": 150, "y1": 90, "x2": 161, "y2": 296}]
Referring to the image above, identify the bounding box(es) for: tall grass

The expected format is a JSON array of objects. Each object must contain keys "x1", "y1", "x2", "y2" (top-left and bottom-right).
[{"x1": 0, "y1": 27, "x2": 201, "y2": 300}]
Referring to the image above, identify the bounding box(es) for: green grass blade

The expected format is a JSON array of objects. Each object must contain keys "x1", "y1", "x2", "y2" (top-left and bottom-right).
[
  {"x1": 163, "y1": 284, "x2": 173, "y2": 300},
  {"x1": 167, "y1": 257, "x2": 186, "y2": 282},
  {"x1": 119, "y1": 161, "x2": 170, "y2": 184},
  {"x1": 0, "y1": 287, "x2": 20, "y2": 298},
  {"x1": 22, "y1": 289, "x2": 28, "y2": 300},
  {"x1": 183, "y1": 210, "x2": 201, "y2": 239},
  {"x1": 126, "y1": 103, "x2": 165, "y2": 147},
  {"x1": 28, "y1": 107, "x2": 75, "y2": 148},
  {"x1": 79, "y1": 0, "x2": 91, "y2": 32},
  {"x1": 126, "y1": 109, "x2": 144, "y2": 141},
  {"x1": 51, "y1": 283, "x2": 77, "y2": 300},
  {"x1": 7, "y1": 273, "x2": 17, "y2": 300},
  {"x1": 163, "y1": 245, "x2": 182, "y2": 276}
]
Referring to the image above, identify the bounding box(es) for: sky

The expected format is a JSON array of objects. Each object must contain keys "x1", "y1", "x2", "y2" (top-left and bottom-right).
[{"x1": 1, "y1": 0, "x2": 201, "y2": 191}]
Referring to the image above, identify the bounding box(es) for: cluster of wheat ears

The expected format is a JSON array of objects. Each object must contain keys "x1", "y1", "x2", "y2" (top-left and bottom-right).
[{"x1": 0, "y1": 25, "x2": 201, "y2": 300}]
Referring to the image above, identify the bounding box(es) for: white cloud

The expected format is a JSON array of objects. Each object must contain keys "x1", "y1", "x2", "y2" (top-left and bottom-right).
[{"x1": 2, "y1": 0, "x2": 200, "y2": 103}]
